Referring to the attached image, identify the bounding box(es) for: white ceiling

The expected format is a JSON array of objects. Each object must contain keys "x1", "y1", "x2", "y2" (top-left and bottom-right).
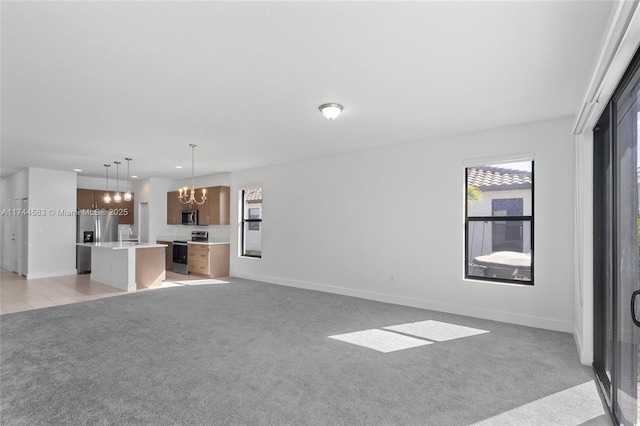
[{"x1": 1, "y1": 1, "x2": 614, "y2": 180}]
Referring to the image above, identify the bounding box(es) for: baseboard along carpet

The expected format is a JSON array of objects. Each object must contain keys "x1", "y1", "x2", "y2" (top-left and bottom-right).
[
  {"x1": 169, "y1": 279, "x2": 230, "y2": 286},
  {"x1": 0, "y1": 277, "x2": 610, "y2": 425}
]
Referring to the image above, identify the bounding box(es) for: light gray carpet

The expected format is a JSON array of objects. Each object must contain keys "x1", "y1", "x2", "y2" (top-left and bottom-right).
[{"x1": 1, "y1": 278, "x2": 609, "y2": 425}]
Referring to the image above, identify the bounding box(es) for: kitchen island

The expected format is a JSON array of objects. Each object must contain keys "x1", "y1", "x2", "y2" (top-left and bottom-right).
[{"x1": 76, "y1": 242, "x2": 168, "y2": 291}]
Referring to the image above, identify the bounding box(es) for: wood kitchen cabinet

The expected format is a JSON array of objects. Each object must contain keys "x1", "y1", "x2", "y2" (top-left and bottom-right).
[
  {"x1": 95, "y1": 193, "x2": 112, "y2": 211},
  {"x1": 77, "y1": 189, "x2": 98, "y2": 210},
  {"x1": 196, "y1": 191, "x2": 210, "y2": 225},
  {"x1": 167, "y1": 186, "x2": 229, "y2": 225},
  {"x1": 167, "y1": 191, "x2": 182, "y2": 224},
  {"x1": 187, "y1": 243, "x2": 230, "y2": 278},
  {"x1": 79, "y1": 188, "x2": 112, "y2": 210},
  {"x1": 77, "y1": 189, "x2": 134, "y2": 224},
  {"x1": 201, "y1": 186, "x2": 230, "y2": 225}
]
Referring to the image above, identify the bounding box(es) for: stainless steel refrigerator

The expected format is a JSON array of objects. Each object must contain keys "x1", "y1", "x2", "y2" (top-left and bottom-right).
[{"x1": 76, "y1": 209, "x2": 118, "y2": 274}]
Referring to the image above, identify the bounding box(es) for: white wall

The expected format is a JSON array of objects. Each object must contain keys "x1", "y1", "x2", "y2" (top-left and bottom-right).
[
  {"x1": 573, "y1": 134, "x2": 593, "y2": 365},
  {"x1": 174, "y1": 172, "x2": 230, "y2": 191},
  {"x1": 144, "y1": 177, "x2": 175, "y2": 243},
  {"x1": 27, "y1": 168, "x2": 77, "y2": 278},
  {"x1": 77, "y1": 175, "x2": 128, "y2": 192},
  {"x1": 230, "y1": 116, "x2": 576, "y2": 332}
]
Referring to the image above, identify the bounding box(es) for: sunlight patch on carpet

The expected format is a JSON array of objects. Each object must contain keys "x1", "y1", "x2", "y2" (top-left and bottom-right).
[
  {"x1": 154, "y1": 281, "x2": 185, "y2": 288},
  {"x1": 470, "y1": 381, "x2": 605, "y2": 425},
  {"x1": 384, "y1": 320, "x2": 489, "y2": 342},
  {"x1": 168, "y1": 279, "x2": 229, "y2": 286},
  {"x1": 328, "y1": 329, "x2": 432, "y2": 353}
]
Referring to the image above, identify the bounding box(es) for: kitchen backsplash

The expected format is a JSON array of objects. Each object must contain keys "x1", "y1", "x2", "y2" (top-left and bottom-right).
[
  {"x1": 204, "y1": 226, "x2": 230, "y2": 239},
  {"x1": 167, "y1": 225, "x2": 230, "y2": 240}
]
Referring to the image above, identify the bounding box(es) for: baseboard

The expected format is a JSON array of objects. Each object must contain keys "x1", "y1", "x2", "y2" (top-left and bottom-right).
[
  {"x1": 574, "y1": 325, "x2": 593, "y2": 366},
  {"x1": 26, "y1": 269, "x2": 77, "y2": 280},
  {"x1": 233, "y1": 272, "x2": 574, "y2": 333}
]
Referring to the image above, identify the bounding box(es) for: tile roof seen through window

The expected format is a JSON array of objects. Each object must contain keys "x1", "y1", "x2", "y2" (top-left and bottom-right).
[
  {"x1": 467, "y1": 166, "x2": 532, "y2": 191},
  {"x1": 245, "y1": 187, "x2": 262, "y2": 202}
]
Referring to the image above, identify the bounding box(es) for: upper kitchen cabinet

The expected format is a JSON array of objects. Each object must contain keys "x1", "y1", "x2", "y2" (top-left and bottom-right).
[
  {"x1": 202, "y1": 186, "x2": 230, "y2": 225},
  {"x1": 77, "y1": 188, "x2": 134, "y2": 224},
  {"x1": 77, "y1": 189, "x2": 98, "y2": 209},
  {"x1": 167, "y1": 191, "x2": 182, "y2": 224},
  {"x1": 166, "y1": 186, "x2": 229, "y2": 225},
  {"x1": 77, "y1": 188, "x2": 111, "y2": 210}
]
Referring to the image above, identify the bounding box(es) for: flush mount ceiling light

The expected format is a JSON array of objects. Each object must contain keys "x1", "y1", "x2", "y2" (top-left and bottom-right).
[
  {"x1": 178, "y1": 144, "x2": 207, "y2": 206},
  {"x1": 319, "y1": 103, "x2": 343, "y2": 120}
]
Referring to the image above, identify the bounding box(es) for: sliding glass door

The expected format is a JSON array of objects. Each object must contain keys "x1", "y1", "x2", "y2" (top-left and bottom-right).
[{"x1": 594, "y1": 53, "x2": 640, "y2": 426}]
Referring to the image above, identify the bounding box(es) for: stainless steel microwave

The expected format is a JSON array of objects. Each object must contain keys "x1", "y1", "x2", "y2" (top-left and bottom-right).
[{"x1": 181, "y1": 210, "x2": 198, "y2": 225}]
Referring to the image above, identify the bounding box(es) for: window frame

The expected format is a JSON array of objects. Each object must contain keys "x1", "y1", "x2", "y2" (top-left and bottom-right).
[
  {"x1": 464, "y1": 160, "x2": 535, "y2": 285},
  {"x1": 240, "y1": 187, "x2": 262, "y2": 259}
]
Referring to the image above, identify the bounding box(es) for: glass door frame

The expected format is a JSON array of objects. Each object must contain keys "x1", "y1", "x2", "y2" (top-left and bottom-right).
[
  {"x1": 593, "y1": 47, "x2": 640, "y2": 426},
  {"x1": 593, "y1": 104, "x2": 613, "y2": 410}
]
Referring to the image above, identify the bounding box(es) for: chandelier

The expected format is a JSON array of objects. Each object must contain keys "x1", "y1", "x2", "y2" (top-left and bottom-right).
[{"x1": 178, "y1": 144, "x2": 207, "y2": 205}]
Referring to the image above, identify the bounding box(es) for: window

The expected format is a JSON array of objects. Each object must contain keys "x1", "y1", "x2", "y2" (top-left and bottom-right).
[
  {"x1": 491, "y1": 198, "x2": 524, "y2": 252},
  {"x1": 241, "y1": 187, "x2": 262, "y2": 258},
  {"x1": 465, "y1": 161, "x2": 533, "y2": 284},
  {"x1": 247, "y1": 208, "x2": 260, "y2": 230}
]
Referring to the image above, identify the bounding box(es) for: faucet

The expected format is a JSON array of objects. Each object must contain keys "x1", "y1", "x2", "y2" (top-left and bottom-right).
[{"x1": 118, "y1": 226, "x2": 133, "y2": 243}]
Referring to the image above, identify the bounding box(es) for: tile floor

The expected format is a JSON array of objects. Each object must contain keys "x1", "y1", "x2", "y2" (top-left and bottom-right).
[{"x1": 0, "y1": 268, "x2": 202, "y2": 315}]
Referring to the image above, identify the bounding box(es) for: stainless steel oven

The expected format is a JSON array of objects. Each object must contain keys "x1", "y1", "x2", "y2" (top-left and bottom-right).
[
  {"x1": 172, "y1": 240, "x2": 189, "y2": 274},
  {"x1": 172, "y1": 231, "x2": 208, "y2": 275}
]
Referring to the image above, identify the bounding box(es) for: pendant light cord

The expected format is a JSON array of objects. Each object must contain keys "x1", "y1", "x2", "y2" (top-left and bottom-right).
[
  {"x1": 191, "y1": 144, "x2": 196, "y2": 188},
  {"x1": 126, "y1": 158, "x2": 131, "y2": 193},
  {"x1": 104, "y1": 164, "x2": 110, "y2": 195},
  {"x1": 114, "y1": 161, "x2": 120, "y2": 193}
]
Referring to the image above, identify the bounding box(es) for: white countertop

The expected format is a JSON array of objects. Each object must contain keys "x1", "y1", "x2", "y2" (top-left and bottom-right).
[
  {"x1": 155, "y1": 237, "x2": 229, "y2": 245},
  {"x1": 156, "y1": 236, "x2": 181, "y2": 242},
  {"x1": 77, "y1": 242, "x2": 167, "y2": 250},
  {"x1": 187, "y1": 241, "x2": 230, "y2": 246}
]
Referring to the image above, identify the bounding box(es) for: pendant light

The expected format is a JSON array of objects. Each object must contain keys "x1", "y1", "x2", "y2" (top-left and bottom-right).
[
  {"x1": 113, "y1": 161, "x2": 122, "y2": 203},
  {"x1": 103, "y1": 164, "x2": 111, "y2": 204},
  {"x1": 124, "y1": 158, "x2": 132, "y2": 201},
  {"x1": 178, "y1": 144, "x2": 207, "y2": 205}
]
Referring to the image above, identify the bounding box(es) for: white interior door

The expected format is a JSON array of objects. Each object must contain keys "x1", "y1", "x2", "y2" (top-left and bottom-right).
[
  {"x1": 20, "y1": 198, "x2": 28, "y2": 276},
  {"x1": 11, "y1": 198, "x2": 20, "y2": 273}
]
